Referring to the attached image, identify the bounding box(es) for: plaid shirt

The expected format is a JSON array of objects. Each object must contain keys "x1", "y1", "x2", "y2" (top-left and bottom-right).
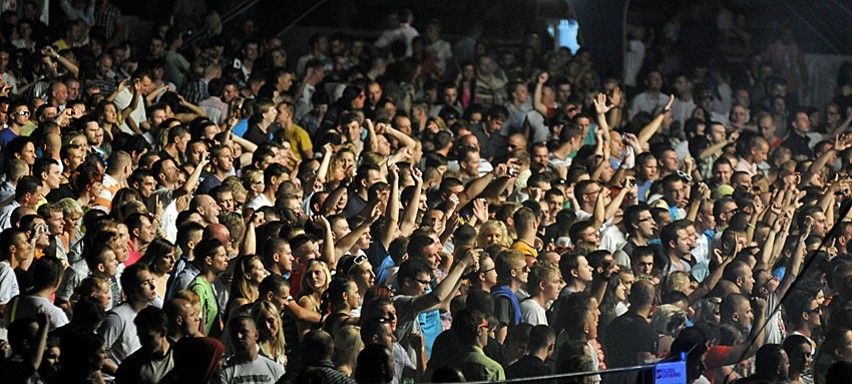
[
  {"x1": 182, "y1": 77, "x2": 209, "y2": 106},
  {"x1": 94, "y1": 3, "x2": 122, "y2": 39}
]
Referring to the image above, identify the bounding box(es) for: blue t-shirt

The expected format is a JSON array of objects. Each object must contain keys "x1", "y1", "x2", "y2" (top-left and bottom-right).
[
  {"x1": 0, "y1": 128, "x2": 18, "y2": 148},
  {"x1": 231, "y1": 118, "x2": 249, "y2": 138}
]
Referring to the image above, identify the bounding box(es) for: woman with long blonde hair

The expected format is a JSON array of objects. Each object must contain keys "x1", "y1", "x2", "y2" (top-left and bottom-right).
[
  {"x1": 296, "y1": 259, "x2": 331, "y2": 338},
  {"x1": 251, "y1": 300, "x2": 288, "y2": 367},
  {"x1": 477, "y1": 220, "x2": 512, "y2": 248},
  {"x1": 225, "y1": 255, "x2": 270, "y2": 321}
]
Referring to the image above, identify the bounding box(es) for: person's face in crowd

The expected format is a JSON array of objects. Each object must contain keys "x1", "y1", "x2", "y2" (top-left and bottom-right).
[
  {"x1": 573, "y1": 255, "x2": 594, "y2": 283},
  {"x1": 367, "y1": 83, "x2": 382, "y2": 106},
  {"x1": 670, "y1": 228, "x2": 694, "y2": 257},
  {"x1": 52, "y1": 83, "x2": 68, "y2": 105},
  {"x1": 212, "y1": 191, "x2": 234, "y2": 214},
  {"x1": 834, "y1": 329, "x2": 852, "y2": 363},
  {"x1": 578, "y1": 226, "x2": 601, "y2": 247},
  {"x1": 99, "y1": 249, "x2": 119, "y2": 277},
  {"x1": 599, "y1": 160, "x2": 615, "y2": 183},
  {"x1": 136, "y1": 175, "x2": 156, "y2": 198},
  {"x1": 666, "y1": 180, "x2": 687, "y2": 207},
  {"x1": 66, "y1": 80, "x2": 80, "y2": 100},
  {"x1": 374, "y1": 322, "x2": 396, "y2": 349},
  {"x1": 730, "y1": 105, "x2": 748, "y2": 125},
  {"x1": 735, "y1": 89, "x2": 750, "y2": 108},
  {"x1": 477, "y1": 255, "x2": 498, "y2": 287},
  {"x1": 532, "y1": 146, "x2": 548, "y2": 170},
  {"x1": 557, "y1": 83, "x2": 572, "y2": 104},
  {"x1": 352, "y1": 91, "x2": 366, "y2": 109},
  {"x1": 617, "y1": 274, "x2": 633, "y2": 301},
  {"x1": 809, "y1": 212, "x2": 828, "y2": 236},
  {"x1": 148, "y1": 108, "x2": 166, "y2": 128},
  {"x1": 136, "y1": 215, "x2": 156, "y2": 244},
  {"x1": 83, "y1": 120, "x2": 104, "y2": 147},
  {"x1": 479, "y1": 226, "x2": 504, "y2": 247},
  {"x1": 409, "y1": 272, "x2": 433, "y2": 296},
  {"x1": 442, "y1": 86, "x2": 458, "y2": 106},
  {"x1": 207, "y1": 245, "x2": 229, "y2": 274},
  {"x1": 159, "y1": 159, "x2": 180, "y2": 186},
  {"x1": 660, "y1": 150, "x2": 679, "y2": 172},
  {"x1": 232, "y1": 318, "x2": 259, "y2": 353},
  {"x1": 243, "y1": 43, "x2": 258, "y2": 61},
  {"x1": 460, "y1": 151, "x2": 481, "y2": 177},
  {"x1": 344, "y1": 119, "x2": 363, "y2": 141},
  {"x1": 149, "y1": 38, "x2": 165, "y2": 57},
  {"x1": 674, "y1": 75, "x2": 692, "y2": 97},
  {"x1": 11, "y1": 104, "x2": 29, "y2": 127},
  {"x1": 609, "y1": 131, "x2": 624, "y2": 157},
  {"x1": 41, "y1": 56, "x2": 58, "y2": 78},
  {"x1": 708, "y1": 123, "x2": 726, "y2": 144},
  {"x1": 23, "y1": 187, "x2": 42, "y2": 207},
  {"x1": 543, "y1": 273, "x2": 565, "y2": 302},
  {"x1": 639, "y1": 157, "x2": 658, "y2": 181},
  {"x1": 187, "y1": 142, "x2": 207, "y2": 165},
  {"x1": 750, "y1": 141, "x2": 770, "y2": 164},
  {"x1": 248, "y1": 257, "x2": 270, "y2": 284},
  {"x1": 215, "y1": 147, "x2": 234, "y2": 172},
  {"x1": 826, "y1": 104, "x2": 841, "y2": 125},
  {"x1": 793, "y1": 112, "x2": 811, "y2": 134},
  {"x1": 257, "y1": 308, "x2": 280, "y2": 341},
  {"x1": 512, "y1": 83, "x2": 529, "y2": 104},
  {"x1": 154, "y1": 248, "x2": 176, "y2": 275},
  {"x1": 378, "y1": 303, "x2": 398, "y2": 331},
  {"x1": 306, "y1": 262, "x2": 328, "y2": 291},
  {"x1": 10, "y1": 232, "x2": 32, "y2": 266},
  {"x1": 546, "y1": 193, "x2": 564, "y2": 218},
  {"x1": 222, "y1": 84, "x2": 240, "y2": 103},
  {"x1": 754, "y1": 270, "x2": 779, "y2": 297},
  {"x1": 29, "y1": 218, "x2": 50, "y2": 248},
  {"x1": 138, "y1": 319, "x2": 166, "y2": 353},
  {"x1": 646, "y1": 71, "x2": 663, "y2": 92},
  {"x1": 62, "y1": 209, "x2": 81, "y2": 234},
  {"x1": 583, "y1": 307, "x2": 599, "y2": 341},
  {"x1": 296, "y1": 240, "x2": 321, "y2": 265},
  {"x1": 353, "y1": 261, "x2": 376, "y2": 292},
  {"x1": 43, "y1": 162, "x2": 61, "y2": 189},
  {"x1": 634, "y1": 209, "x2": 658, "y2": 239},
  {"x1": 395, "y1": 116, "x2": 412, "y2": 135},
  {"x1": 732, "y1": 299, "x2": 754, "y2": 331},
  {"x1": 89, "y1": 280, "x2": 111, "y2": 309},
  {"x1": 788, "y1": 341, "x2": 814, "y2": 375},
  {"x1": 714, "y1": 163, "x2": 733, "y2": 185},
  {"x1": 355, "y1": 228, "x2": 372, "y2": 251},
  {"x1": 46, "y1": 210, "x2": 64, "y2": 236},
  {"x1": 265, "y1": 284, "x2": 291, "y2": 312},
  {"x1": 575, "y1": 117, "x2": 592, "y2": 137}
]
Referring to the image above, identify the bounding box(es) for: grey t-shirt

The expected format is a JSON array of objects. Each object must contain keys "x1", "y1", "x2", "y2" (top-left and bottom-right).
[{"x1": 216, "y1": 354, "x2": 285, "y2": 384}]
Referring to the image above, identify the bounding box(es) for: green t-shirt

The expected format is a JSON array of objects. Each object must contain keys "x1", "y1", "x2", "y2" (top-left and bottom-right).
[{"x1": 189, "y1": 275, "x2": 218, "y2": 335}]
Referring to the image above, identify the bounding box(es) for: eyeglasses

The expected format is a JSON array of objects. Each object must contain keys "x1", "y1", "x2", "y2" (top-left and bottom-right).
[
  {"x1": 478, "y1": 267, "x2": 496, "y2": 274},
  {"x1": 637, "y1": 217, "x2": 654, "y2": 223},
  {"x1": 806, "y1": 306, "x2": 822, "y2": 314},
  {"x1": 16, "y1": 110, "x2": 29, "y2": 116},
  {"x1": 414, "y1": 278, "x2": 431, "y2": 286}
]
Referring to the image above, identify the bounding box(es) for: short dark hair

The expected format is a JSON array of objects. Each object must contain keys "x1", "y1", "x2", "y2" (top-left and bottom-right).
[
  {"x1": 302, "y1": 330, "x2": 334, "y2": 363},
  {"x1": 14, "y1": 176, "x2": 40, "y2": 202},
  {"x1": 135, "y1": 306, "x2": 168, "y2": 332},
  {"x1": 453, "y1": 309, "x2": 487, "y2": 345},
  {"x1": 397, "y1": 259, "x2": 432, "y2": 287},
  {"x1": 32, "y1": 256, "x2": 63, "y2": 290}
]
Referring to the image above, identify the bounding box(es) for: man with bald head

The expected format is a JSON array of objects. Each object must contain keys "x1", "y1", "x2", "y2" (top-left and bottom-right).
[
  {"x1": 190, "y1": 194, "x2": 221, "y2": 225},
  {"x1": 203, "y1": 223, "x2": 233, "y2": 256}
]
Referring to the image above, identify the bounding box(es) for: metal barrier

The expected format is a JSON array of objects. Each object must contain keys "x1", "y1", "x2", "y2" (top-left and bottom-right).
[{"x1": 438, "y1": 353, "x2": 686, "y2": 384}]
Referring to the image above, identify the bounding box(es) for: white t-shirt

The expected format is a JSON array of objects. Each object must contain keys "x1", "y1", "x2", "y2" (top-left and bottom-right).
[
  {"x1": 5, "y1": 294, "x2": 69, "y2": 331},
  {"x1": 99, "y1": 302, "x2": 142, "y2": 370},
  {"x1": 520, "y1": 298, "x2": 548, "y2": 326},
  {"x1": 113, "y1": 88, "x2": 147, "y2": 134},
  {"x1": 246, "y1": 194, "x2": 273, "y2": 211},
  {"x1": 0, "y1": 261, "x2": 18, "y2": 305},
  {"x1": 217, "y1": 354, "x2": 285, "y2": 384}
]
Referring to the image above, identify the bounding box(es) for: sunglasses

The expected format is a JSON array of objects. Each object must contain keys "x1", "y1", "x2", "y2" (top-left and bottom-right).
[
  {"x1": 15, "y1": 110, "x2": 30, "y2": 116},
  {"x1": 346, "y1": 254, "x2": 368, "y2": 275}
]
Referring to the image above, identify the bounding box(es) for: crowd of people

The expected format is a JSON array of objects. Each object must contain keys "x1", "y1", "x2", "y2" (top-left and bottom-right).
[{"x1": 0, "y1": 1, "x2": 851, "y2": 383}]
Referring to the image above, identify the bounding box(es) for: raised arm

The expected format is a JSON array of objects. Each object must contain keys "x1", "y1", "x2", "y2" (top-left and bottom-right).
[
  {"x1": 177, "y1": 152, "x2": 209, "y2": 197},
  {"x1": 400, "y1": 166, "x2": 423, "y2": 236},
  {"x1": 313, "y1": 215, "x2": 337, "y2": 270},
  {"x1": 335, "y1": 204, "x2": 381, "y2": 260},
  {"x1": 636, "y1": 94, "x2": 674, "y2": 148},
  {"x1": 533, "y1": 71, "x2": 549, "y2": 116},
  {"x1": 412, "y1": 250, "x2": 477, "y2": 314},
  {"x1": 381, "y1": 165, "x2": 401, "y2": 250}
]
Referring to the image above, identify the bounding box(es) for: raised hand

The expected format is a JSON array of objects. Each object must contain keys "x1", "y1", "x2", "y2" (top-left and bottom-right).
[
  {"x1": 664, "y1": 94, "x2": 675, "y2": 112},
  {"x1": 537, "y1": 71, "x2": 549, "y2": 84},
  {"x1": 472, "y1": 198, "x2": 489, "y2": 223},
  {"x1": 593, "y1": 93, "x2": 614, "y2": 115},
  {"x1": 446, "y1": 193, "x2": 460, "y2": 214}
]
